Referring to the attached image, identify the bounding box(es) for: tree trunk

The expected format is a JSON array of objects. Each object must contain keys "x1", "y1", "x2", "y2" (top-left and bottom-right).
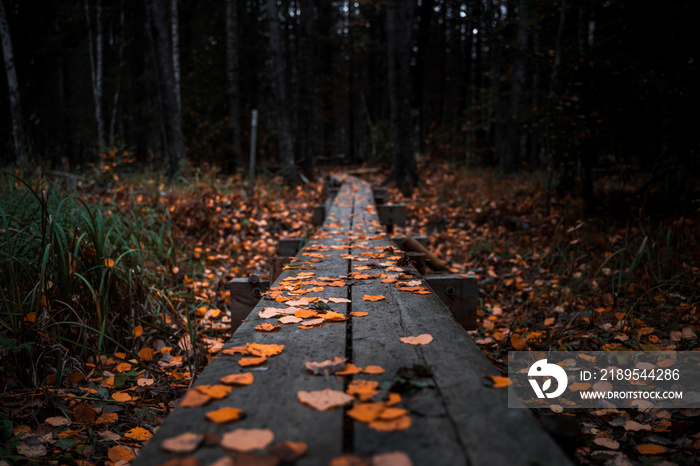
[
  {"x1": 170, "y1": 0, "x2": 181, "y2": 114},
  {"x1": 544, "y1": 0, "x2": 567, "y2": 217},
  {"x1": 578, "y1": 1, "x2": 595, "y2": 211},
  {"x1": 297, "y1": 0, "x2": 315, "y2": 178},
  {"x1": 266, "y1": 0, "x2": 297, "y2": 186},
  {"x1": 145, "y1": 0, "x2": 185, "y2": 179},
  {"x1": 85, "y1": 0, "x2": 105, "y2": 146},
  {"x1": 386, "y1": 0, "x2": 415, "y2": 195},
  {"x1": 226, "y1": 0, "x2": 242, "y2": 171},
  {"x1": 0, "y1": 0, "x2": 26, "y2": 164}
]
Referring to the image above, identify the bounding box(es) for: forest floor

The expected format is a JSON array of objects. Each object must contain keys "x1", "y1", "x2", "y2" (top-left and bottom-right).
[{"x1": 1, "y1": 161, "x2": 698, "y2": 465}]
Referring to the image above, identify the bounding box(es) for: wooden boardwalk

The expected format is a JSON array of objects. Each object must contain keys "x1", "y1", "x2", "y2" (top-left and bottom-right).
[{"x1": 134, "y1": 176, "x2": 572, "y2": 465}]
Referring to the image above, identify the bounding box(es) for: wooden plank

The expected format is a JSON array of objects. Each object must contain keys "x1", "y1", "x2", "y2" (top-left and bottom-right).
[
  {"x1": 344, "y1": 179, "x2": 572, "y2": 465},
  {"x1": 134, "y1": 183, "x2": 357, "y2": 466}
]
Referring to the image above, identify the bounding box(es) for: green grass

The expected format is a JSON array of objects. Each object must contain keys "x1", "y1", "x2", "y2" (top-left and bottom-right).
[{"x1": 0, "y1": 171, "x2": 184, "y2": 387}]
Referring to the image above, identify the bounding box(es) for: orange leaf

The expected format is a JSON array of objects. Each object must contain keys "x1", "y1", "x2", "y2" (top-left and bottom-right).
[
  {"x1": 161, "y1": 432, "x2": 204, "y2": 453},
  {"x1": 139, "y1": 347, "x2": 154, "y2": 362},
  {"x1": 206, "y1": 407, "x2": 244, "y2": 424},
  {"x1": 108, "y1": 445, "x2": 135, "y2": 462},
  {"x1": 111, "y1": 391, "x2": 132, "y2": 402},
  {"x1": 220, "y1": 428, "x2": 274, "y2": 452},
  {"x1": 400, "y1": 334, "x2": 433, "y2": 345},
  {"x1": 305, "y1": 356, "x2": 347, "y2": 375},
  {"x1": 372, "y1": 452, "x2": 412, "y2": 466},
  {"x1": 369, "y1": 415, "x2": 412, "y2": 432},
  {"x1": 336, "y1": 363, "x2": 362, "y2": 376},
  {"x1": 298, "y1": 388, "x2": 354, "y2": 411},
  {"x1": 246, "y1": 343, "x2": 284, "y2": 357},
  {"x1": 124, "y1": 427, "x2": 152, "y2": 441},
  {"x1": 295, "y1": 309, "x2": 318, "y2": 319},
  {"x1": 347, "y1": 402, "x2": 386, "y2": 423},
  {"x1": 362, "y1": 365, "x2": 385, "y2": 375},
  {"x1": 350, "y1": 311, "x2": 368, "y2": 317},
  {"x1": 636, "y1": 444, "x2": 666, "y2": 455},
  {"x1": 220, "y1": 372, "x2": 254, "y2": 386},
  {"x1": 347, "y1": 379, "x2": 380, "y2": 401},
  {"x1": 23, "y1": 312, "x2": 36, "y2": 323},
  {"x1": 104, "y1": 258, "x2": 115, "y2": 267},
  {"x1": 180, "y1": 389, "x2": 211, "y2": 408},
  {"x1": 378, "y1": 408, "x2": 408, "y2": 420},
  {"x1": 239, "y1": 356, "x2": 267, "y2": 367},
  {"x1": 45, "y1": 417, "x2": 71, "y2": 427},
  {"x1": 95, "y1": 413, "x2": 118, "y2": 424},
  {"x1": 321, "y1": 311, "x2": 347, "y2": 322},
  {"x1": 362, "y1": 294, "x2": 386, "y2": 302},
  {"x1": 486, "y1": 375, "x2": 511, "y2": 388},
  {"x1": 386, "y1": 392, "x2": 402, "y2": 406},
  {"x1": 255, "y1": 323, "x2": 281, "y2": 332},
  {"x1": 510, "y1": 333, "x2": 525, "y2": 350},
  {"x1": 196, "y1": 384, "x2": 232, "y2": 399},
  {"x1": 133, "y1": 325, "x2": 143, "y2": 337}
]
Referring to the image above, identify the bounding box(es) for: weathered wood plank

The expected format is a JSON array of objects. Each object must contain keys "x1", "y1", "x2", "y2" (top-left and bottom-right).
[{"x1": 134, "y1": 183, "x2": 357, "y2": 465}]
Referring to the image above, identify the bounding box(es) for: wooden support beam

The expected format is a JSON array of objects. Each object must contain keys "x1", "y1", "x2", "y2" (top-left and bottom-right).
[
  {"x1": 424, "y1": 273, "x2": 478, "y2": 330},
  {"x1": 402, "y1": 235, "x2": 450, "y2": 272},
  {"x1": 372, "y1": 186, "x2": 388, "y2": 204},
  {"x1": 277, "y1": 237, "x2": 303, "y2": 256},
  {"x1": 312, "y1": 205, "x2": 325, "y2": 225},
  {"x1": 228, "y1": 276, "x2": 270, "y2": 331},
  {"x1": 376, "y1": 204, "x2": 406, "y2": 231}
]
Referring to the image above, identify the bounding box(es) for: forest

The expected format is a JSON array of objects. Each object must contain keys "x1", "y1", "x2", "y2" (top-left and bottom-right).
[{"x1": 1, "y1": 0, "x2": 699, "y2": 465}]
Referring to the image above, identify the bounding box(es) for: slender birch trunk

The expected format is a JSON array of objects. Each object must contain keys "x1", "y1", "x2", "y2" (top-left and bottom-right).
[{"x1": 85, "y1": 0, "x2": 105, "y2": 146}]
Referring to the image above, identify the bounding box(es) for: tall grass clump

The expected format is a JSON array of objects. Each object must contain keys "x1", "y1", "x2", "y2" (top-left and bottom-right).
[{"x1": 0, "y1": 172, "x2": 179, "y2": 387}]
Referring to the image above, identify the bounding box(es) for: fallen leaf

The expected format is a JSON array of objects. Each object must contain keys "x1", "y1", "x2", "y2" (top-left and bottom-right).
[
  {"x1": 636, "y1": 444, "x2": 666, "y2": 455},
  {"x1": 220, "y1": 372, "x2": 255, "y2": 386},
  {"x1": 220, "y1": 428, "x2": 274, "y2": 452},
  {"x1": 510, "y1": 333, "x2": 525, "y2": 350},
  {"x1": 305, "y1": 356, "x2": 347, "y2": 375},
  {"x1": 269, "y1": 441, "x2": 309, "y2": 462},
  {"x1": 161, "y1": 432, "x2": 204, "y2": 453},
  {"x1": 17, "y1": 442, "x2": 47, "y2": 458},
  {"x1": 45, "y1": 417, "x2": 71, "y2": 427},
  {"x1": 330, "y1": 454, "x2": 372, "y2": 466},
  {"x1": 347, "y1": 402, "x2": 386, "y2": 423},
  {"x1": 180, "y1": 389, "x2": 211, "y2": 408},
  {"x1": 108, "y1": 445, "x2": 135, "y2": 462},
  {"x1": 124, "y1": 427, "x2": 152, "y2": 441},
  {"x1": 378, "y1": 408, "x2": 409, "y2": 420},
  {"x1": 73, "y1": 403, "x2": 97, "y2": 424},
  {"x1": 362, "y1": 365, "x2": 385, "y2": 375},
  {"x1": 112, "y1": 391, "x2": 132, "y2": 402},
  {"x1": 363, "y1": 295, "x2": 386, "y2": 302},
  {"x1": 298, "y1": 388, "x2": 354, "y2": 411},
  {"x1": 321, "y1": 311, "x2": 347, "y2": 321},
  {"x1": 328, "y1": 297, "x2": 351, "y2": 303},
  {"x1": 196, "y1": 384, "x2": 233, "y2": 399},
  {"x1": 206, "y1": 407, "x2": 245, "y2": 424},
  {"x1": 95, "y1": 412, "x2": 118, "y2": 424},
  {"x1": 350, "y1": 311, "x2": 368, "y2": 317},
  {"x1": 255, "y1": 323, "x2": 281, "y2": 332},
  {"x1": 295, "y1": 309, "x2": 318, "y2": 319},
  {"x1": 369, "y1": 415, "x2": 412, "y2": 432},
  {"x1": 299, "y1": 318, "x2": 325, "y2": 328},
  {"x1": 133, "y1": 325, "x2": 143, "y2": 337},
  {"x1": 623, "y1": 420, "x2": 651, "y2": 432},
  {"x1": 279, "y1": 315, "x2": 303, "y2": 324},
  {"x1": 259, "y1": 308, "x2": 283, "y2": 319},
  {"x1": 239, "y1": 356, "x2": 268, "y2": 367},
  {"x1": 139, "y1": 347, "x2": 155, "y2": 361},
  {"x1": 347, "y1": 379, "x2": 380, "y2": 400},
  {"x1": 246, "y1": 343, "x2": 284, "y2": 357},
  {"x1": 372, "y1": 451, "x2": 413, "y2": 466},
  {"x1": 386, "y1": 393, "x2": 402, "y2": 406},
  {"x1": 336, "y1": 363, "x2": 362, "y2": 376},
  {"x1": 400, "y1": 334, "x2": 433, "y2": 345}
]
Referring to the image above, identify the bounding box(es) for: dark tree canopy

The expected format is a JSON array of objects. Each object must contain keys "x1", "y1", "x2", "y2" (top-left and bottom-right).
[{"x1": 0, "y1": 0, "x2": 696, "y2": 202}]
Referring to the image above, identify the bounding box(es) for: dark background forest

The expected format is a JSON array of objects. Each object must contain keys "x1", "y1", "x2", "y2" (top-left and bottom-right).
[{"x1": 1, "y1": 0, "x2": 698, "y2": 209}]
